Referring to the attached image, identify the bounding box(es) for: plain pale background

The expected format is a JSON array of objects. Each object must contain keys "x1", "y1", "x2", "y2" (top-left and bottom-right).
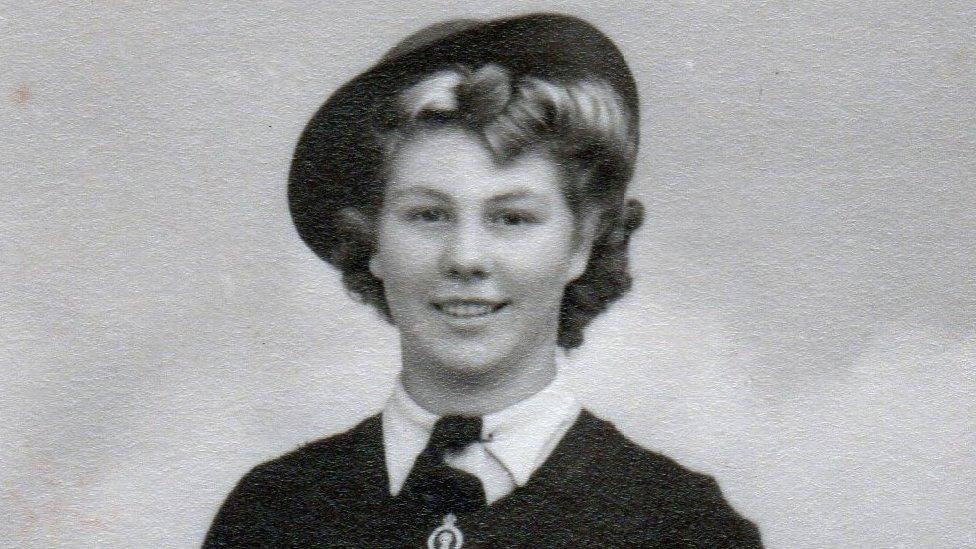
[{"x1": 2, "y1": 1, "x2": 974, "y2": 547}]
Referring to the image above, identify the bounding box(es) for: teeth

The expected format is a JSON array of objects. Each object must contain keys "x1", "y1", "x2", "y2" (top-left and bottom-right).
[{"x1": 438, "y1": 302, "x2": 499, "y2": 317}]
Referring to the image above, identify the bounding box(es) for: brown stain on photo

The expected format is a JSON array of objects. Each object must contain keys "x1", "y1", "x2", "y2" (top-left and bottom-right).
[{"x1": 11, "y1": 83, "x2": 32, "y2": 106}]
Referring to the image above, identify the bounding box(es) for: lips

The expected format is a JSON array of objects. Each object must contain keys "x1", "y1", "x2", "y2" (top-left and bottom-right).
[{"x1": 433, "y1": 299, "x2": 508, "y2": 318}]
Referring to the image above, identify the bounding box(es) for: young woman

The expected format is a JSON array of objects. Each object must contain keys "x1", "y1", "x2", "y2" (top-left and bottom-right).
[{"x1": 205, "y1": 13, "x2": 762, "y2": 548}]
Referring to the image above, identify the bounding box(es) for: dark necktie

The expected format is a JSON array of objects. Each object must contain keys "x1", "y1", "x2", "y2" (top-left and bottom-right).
[{"x1": 399, "y1": 415, "x2": 487, "y2": 515}]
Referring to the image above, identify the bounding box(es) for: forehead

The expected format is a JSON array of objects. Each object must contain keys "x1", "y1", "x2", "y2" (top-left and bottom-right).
[{"x1": 385, "y1": 127, "x2": 567, "y2": 202}]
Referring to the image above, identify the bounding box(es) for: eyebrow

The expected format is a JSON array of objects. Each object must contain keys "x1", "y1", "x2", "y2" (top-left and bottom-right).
[
  {"x1": 387, "y1": 186, "x2": 548, "y2": 204},
  {"x1": 488, "y1": 190, "x2": 546, "y2": 204},
  {"x1": 386, "y1": 186, "x2": 450, "y2": 201}
]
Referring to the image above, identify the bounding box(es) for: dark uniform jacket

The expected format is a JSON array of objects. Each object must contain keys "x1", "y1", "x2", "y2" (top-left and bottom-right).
[{"x1": 204, "y1": 410, "x2": 762, "y2": 547}]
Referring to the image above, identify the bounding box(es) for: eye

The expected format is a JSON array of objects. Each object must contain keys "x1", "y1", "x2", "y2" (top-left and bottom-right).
[
  {"x1": 490, "y1": 209, "x2": 540, "y2": 226},
  {"x1": 405, "y1": 206, "x2": 451, "y2": 223}
]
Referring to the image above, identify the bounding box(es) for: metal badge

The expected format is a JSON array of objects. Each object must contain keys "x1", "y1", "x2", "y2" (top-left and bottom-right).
[{"x1": 427, "y1": 513, "x2": 464, "y2": 549}]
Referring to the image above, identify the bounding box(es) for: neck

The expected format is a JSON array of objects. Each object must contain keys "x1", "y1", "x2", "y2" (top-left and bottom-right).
[{"x1": 399, "y1": 343, "x2": 558, "y2": 416}]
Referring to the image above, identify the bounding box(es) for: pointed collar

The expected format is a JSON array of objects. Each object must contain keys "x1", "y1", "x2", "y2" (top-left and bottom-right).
[{"x1": 382, "y1": 372, "x2": 581, "y2": 493}]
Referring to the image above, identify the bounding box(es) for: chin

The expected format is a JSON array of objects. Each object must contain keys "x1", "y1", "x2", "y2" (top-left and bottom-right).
[{"x1": 426, "y1": 343, "x2": 509, "y2": 379}]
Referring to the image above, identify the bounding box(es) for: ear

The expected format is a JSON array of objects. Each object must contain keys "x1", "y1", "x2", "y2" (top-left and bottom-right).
[
  {"x1": 368, "y1": 254, "x2": 383, "y2": 280},
  {"x1": 567, "y1": 208, "x2": 602, "y2": 283}
]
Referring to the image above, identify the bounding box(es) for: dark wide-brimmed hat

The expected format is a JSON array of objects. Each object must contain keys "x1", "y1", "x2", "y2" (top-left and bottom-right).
[{"x1": 288, "y1": 13, "x2": 639, "y2": 266}]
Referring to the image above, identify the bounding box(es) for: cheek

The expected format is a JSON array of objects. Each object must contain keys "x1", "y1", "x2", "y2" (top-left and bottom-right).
[
  {"x1": 376, "y1": 249, "x2": 431, "y2": 293},
  {"x1": 502, "y1": 245, "x2": 576, "y2": 294},
  {"x1": 373, "y1": 222, "x2": 435, "y2": 279},
  {"x1": 514, "y1": 228, "x2": 579, "y2": 268}
]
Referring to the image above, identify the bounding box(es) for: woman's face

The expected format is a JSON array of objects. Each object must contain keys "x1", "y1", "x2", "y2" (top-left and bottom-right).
[{"x1": 370, "y1": 127, "x2": 596, "y2": 378}]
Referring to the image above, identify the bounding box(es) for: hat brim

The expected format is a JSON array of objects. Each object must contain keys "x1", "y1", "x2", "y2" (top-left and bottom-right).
[{"x1": 288, "y1": 13, "x2": 638, "y2": 266}]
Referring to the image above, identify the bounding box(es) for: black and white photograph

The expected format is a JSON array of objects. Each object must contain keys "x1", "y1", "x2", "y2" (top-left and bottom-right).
[{"x1": 2, "y1": 2, "x2": 973, "y2": 548}]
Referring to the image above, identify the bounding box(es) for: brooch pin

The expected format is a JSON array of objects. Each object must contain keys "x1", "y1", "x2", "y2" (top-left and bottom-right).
[{"x1": 427, "y1": 513, "x2": 464, "y2": 549}]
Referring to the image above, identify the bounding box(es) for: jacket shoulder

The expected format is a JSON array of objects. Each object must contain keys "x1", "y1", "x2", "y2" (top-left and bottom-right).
[
  {"x1": 202, "y1": 415, "x2": 385, "y2": 547},
  {"x1": 247, "y1": 414, "x2": 384, "y2": 486},
  {"x1": 569, "y1": 410, "x2": 711, "y2": 486},
  {"x1": 572, "y1": 410, "x2": 764, "y2": 548}
]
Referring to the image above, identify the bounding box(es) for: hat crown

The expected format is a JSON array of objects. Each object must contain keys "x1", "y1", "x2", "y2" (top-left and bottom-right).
[{"x1": 380, "y1": 18, "x2": 483, "y2": 63}]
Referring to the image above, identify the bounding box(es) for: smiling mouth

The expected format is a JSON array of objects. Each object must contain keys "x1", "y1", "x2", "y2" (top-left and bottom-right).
[{"x1": 433, "y1": 300, "x2": 508, "y2": 318}]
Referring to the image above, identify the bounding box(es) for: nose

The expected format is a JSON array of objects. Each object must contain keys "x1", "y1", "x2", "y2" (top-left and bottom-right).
[{"x1": 441, "y1": 219, "x2": 491, "y2": 280}]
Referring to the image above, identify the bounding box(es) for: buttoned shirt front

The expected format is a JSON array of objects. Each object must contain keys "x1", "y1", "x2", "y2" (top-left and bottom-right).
[{"x1": 381, "y1": 372, "x2": 582, "y2": 504}]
